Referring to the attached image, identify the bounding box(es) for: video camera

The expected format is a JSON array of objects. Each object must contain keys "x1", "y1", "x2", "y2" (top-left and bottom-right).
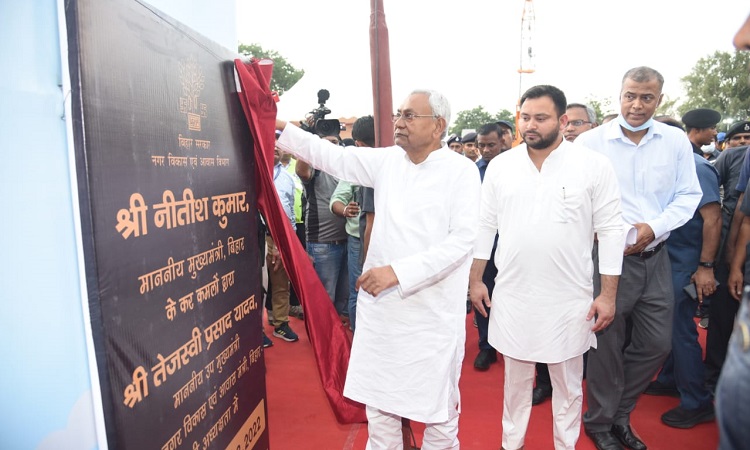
[{"x1": 300, "y1": 89, "x2": 341, "y2": 137}]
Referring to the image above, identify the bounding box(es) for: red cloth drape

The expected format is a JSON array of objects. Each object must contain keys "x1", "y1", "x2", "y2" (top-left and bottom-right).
[{"x1": 234, "y1": 58, "x2": 366, "y2": 424}]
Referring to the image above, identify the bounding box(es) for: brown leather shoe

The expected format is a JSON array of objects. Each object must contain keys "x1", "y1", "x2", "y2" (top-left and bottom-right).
[{"x1": 611, "y1": 424, "x2": 647, "y2": 450}]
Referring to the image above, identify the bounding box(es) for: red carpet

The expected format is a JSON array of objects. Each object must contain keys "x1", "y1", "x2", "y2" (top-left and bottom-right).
[{"x1": 263, "y1": 312, "x2": 718, "y2": 449}]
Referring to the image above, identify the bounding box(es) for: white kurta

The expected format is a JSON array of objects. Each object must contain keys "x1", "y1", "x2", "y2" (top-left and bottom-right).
[
  {"x1": 278, "y1": 125, "x2": 481, "y2": 422},
  {"x1": 474, "y1": 140, "x2": 624, "y2": 363}
]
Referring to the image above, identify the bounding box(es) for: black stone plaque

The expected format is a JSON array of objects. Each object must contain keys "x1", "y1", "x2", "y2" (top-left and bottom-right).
[{"x1": 65, "y1": 0, "x2": 269, "y2": 448}]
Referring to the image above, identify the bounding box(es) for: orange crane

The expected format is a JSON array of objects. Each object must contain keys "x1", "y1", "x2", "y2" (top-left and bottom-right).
[{"x1": 513, "y1": 0, "x2": 536, "y2": 146}]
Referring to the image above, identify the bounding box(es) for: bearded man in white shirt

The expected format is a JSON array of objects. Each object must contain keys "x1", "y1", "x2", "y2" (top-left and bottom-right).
[
  {"x1": 470, "y1": 84, "x2": 624, "y2": 450},
  {"x1": 276, "y1": 89, "x2": 480, "y2": 450}
]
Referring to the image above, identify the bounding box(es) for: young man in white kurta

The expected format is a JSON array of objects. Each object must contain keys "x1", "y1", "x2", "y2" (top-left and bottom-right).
[
  {"x1": 470, "y1": 85, "x2": 624, "y2": 450},
  {"x1": 277, "y1": 89, "x2": 480, "y2": 450}
]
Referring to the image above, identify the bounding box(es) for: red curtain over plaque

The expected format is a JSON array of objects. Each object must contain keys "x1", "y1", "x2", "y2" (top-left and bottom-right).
[{"x1": 234, "y1": 58, "x2": 366, "y2": 424}]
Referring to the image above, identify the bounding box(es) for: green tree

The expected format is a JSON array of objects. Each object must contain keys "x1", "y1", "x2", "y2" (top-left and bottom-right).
[
  {"x1": 493, "y1": 109, "x2": 516, "y2": 126},
  {"x1": 238, "y1": 43, "x2": 304, "y2": 95},
  {"x1": 450, "y1": 107, "x2": 515, "y2": 136},
  {"x1": 585, "y1": 98, "x2": 615, "y2": 122},
  {"x1": 657, "y1": 95, "x2": 680, "y2": 118},
  {"x1": 679, "y1": 50, "x2": 750, "y2": 125}
]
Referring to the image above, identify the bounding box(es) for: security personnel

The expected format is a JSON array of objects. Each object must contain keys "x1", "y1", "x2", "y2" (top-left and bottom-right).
[
  {"x1": 682, "y1": 108, "x2": 721, "y2": 158},
  {"x1": 725, "y1": 120, "x2": 750, "y2": 149},
  {"x1": 645, "y1": 108, "x2": 722, "y2": 428},
  {"x1": 461, "y1": 131, "x2": 479, "y2": 161},
  {"x1": 447, "y1": 134, "x2": 463, "y2": 153},
  {"x1": 709, "y1": 120, "x2": 750, "y2": 395}
]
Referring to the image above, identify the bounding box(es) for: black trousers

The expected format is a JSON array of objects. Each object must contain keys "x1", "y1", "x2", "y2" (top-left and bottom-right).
[{"x1": 704, "y1": 262, "x2": 741, "y2": 388}]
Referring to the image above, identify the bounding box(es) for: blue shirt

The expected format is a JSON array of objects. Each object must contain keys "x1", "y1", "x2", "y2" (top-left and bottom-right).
[
  {"x1": 476, "y1": 158, "x2": 490, "y2": 182},
  {"x1": 576, "y1": 120, "x2": 702, "y2": 247},
  {"x1": 273, "y1": 163, "x2": 296, "y2": 229},
  {"x1": 667, "y1": 154, "x2": 721, "y2": 272}
]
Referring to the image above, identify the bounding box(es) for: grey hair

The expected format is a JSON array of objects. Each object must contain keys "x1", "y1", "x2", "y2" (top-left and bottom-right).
[
  {"x1": 621, "y1": 66, "x2": 664, "y2": 92},
  {"x1": 567, "y1": 103, "x2": 598, "y2": 124},
  {"x1": 410, "y1": 89, "x2": 452, "y2": 139}
]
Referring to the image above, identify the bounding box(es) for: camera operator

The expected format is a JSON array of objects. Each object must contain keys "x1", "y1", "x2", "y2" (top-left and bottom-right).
[{"x1": 294, "y1": 92, "x2": 350, "y2": 321}]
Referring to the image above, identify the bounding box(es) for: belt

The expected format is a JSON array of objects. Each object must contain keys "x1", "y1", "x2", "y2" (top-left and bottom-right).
[
  {"x1": 627, "y1": 241, "x2": 666, "y2": 259},
  {"x1": 307, "y1": 239, "x2": 347, "y2": 245}
]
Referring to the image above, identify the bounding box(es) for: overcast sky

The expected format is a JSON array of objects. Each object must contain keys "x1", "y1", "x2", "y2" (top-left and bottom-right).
[{"x1": 237, "y1": 0, "x2": 749, "y2": 123}]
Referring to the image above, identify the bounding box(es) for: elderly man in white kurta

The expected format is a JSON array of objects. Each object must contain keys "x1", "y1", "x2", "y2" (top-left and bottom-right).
[
  {"x1": 469, "y1": 85, "x2": 624, "y2": 450},
  {"x1": 276, "y1": 89, "x2": 480, "y2": 450}
]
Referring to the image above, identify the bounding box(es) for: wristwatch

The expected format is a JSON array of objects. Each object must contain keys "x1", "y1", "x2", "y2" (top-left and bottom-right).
[{"x1": 698, "y1": 261, "x2": 715, "y2": 269}]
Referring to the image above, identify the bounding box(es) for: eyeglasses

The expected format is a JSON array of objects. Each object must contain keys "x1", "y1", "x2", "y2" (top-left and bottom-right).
[
  {"x1": 567, "y1": 120, "x2": 592, "y2": 127},
  {"x1": 392, "y1": 112, "x2": 437, "y2": 123}
]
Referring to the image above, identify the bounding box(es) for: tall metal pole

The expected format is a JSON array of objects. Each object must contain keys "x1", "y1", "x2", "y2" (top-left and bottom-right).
[
  {"x1": 370, "y1": 0, "x2": 394, "y2": 147},
  {"x1": 370, "y1": 2, "x2": 415, "y2": 446}
]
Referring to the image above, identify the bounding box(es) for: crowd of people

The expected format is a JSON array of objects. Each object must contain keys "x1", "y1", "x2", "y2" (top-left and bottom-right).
[{"x1": 259, "y1": 13, "x2": 750, "y2": 450}]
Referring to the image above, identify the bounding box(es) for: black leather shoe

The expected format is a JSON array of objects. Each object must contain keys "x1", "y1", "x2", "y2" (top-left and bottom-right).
[
  {"x1": 661, "y1": 404, "x2": 715, "y2": 429},
  {"x1": 643, "y1": 380, "x2": 679, "y2": 397},
  {"x1": 473, "y1": 349, "x2": 497, "y2": 371},
  {"x1": 584, "y1": 429, "x2": 624, "y2": 450},
  {"x1": 531, "y1": 385, "x2": 553, "y2": 405},
  {"x1": 611, "y1": 424, "x2": 647, "y2": 450}
]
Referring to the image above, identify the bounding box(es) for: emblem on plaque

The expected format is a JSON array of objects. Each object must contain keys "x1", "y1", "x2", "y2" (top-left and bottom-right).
[{"x1": 179, "y1": 55, "x2": 208, "y2": 131}]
